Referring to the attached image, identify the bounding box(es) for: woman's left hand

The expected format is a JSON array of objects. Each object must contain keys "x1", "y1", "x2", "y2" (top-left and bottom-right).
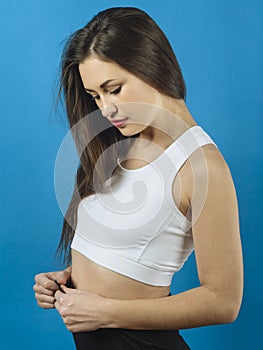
[{"x1": 54, "y1": 285, "x2": 110, "y2": 333}]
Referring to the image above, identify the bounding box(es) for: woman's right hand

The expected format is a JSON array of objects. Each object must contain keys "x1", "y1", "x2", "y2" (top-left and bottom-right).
[{"x1": 33, "y1": 267, "x2": 71, "y2": 309}]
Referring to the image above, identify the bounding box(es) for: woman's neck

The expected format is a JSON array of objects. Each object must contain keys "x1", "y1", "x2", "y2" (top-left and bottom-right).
[{"x1": 138, "y1": 98, "x2": 197, "y2": 147}]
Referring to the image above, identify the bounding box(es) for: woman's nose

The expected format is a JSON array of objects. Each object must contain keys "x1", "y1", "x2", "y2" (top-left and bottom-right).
[{"x1": 100, "y1": 100, "x2": 118, "y2": 119}]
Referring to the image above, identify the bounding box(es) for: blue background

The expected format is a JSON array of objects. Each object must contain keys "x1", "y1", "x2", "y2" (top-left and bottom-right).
[{"x1": 0, "y1": 0, "x2": 262, "y2": 348}]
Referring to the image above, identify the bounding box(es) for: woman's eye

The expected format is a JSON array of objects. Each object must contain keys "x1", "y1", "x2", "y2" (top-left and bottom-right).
[
  {"x1": 88, "y1": 86, "x2": 121, "y2": 101},
  {"x1": 109, "y1": 86, "x2": 121, "y2": 95}
]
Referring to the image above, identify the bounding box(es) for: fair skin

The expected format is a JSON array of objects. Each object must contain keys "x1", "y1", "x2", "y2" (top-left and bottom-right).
[{"x1": 33, "y1": 56, "x2": 243, "y2": 333}]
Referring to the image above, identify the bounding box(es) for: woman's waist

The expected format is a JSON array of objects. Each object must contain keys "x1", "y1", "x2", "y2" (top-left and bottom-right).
[{"x1": 71, "y1": 250, "x2": 170, "y2": 299}]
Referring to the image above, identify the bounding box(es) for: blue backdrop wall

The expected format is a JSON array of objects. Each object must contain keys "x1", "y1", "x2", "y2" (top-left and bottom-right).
[{"x1": 0, "y1": 0, "x2": 262, "y2": 348}]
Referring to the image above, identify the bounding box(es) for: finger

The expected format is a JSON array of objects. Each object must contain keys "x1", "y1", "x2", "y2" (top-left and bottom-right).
[
  {"x1": 34, "y1": 273, "x2": 60, "y2": 291},
  {"x1": 56, "y1": 271, "x2": 71, "y2": 285},
  {"x1": 63, "y1": 316, "x2": 74, "y2": 326},
  {"x1": 33, "y1": 284, "x2": 55, "y2": 296},
  {"x1": 35, "y1": 293, "x2": 55, "y2": 304},
  {"x1": 46, "y1": 273, "x2": 64, "y2": 290},
  {"x1": 54, "y1": 289, "x2": 65, "y2": 303},
  {"x1": 37, "y1": 301, "x2": 55, "y2": 309},
  {"x1": 60, "y1": 285, "x2": 75, "y2": 294},
  {"x1": 54, "y1": 301, "x2": 64, "y2": 315}
]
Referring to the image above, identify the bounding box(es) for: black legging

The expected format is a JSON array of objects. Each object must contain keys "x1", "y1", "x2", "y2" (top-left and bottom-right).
[
  {"x1": 72, "y1": 327, "x2": 190, "y2": 349},
  {"x1": 65, "y1": 280, "x2": 190, "y2": 350}
]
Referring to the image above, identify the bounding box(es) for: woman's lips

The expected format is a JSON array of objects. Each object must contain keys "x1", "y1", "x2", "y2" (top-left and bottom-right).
[{"x1": 110, "y1": 118, "x2": 129, "y2": 128}]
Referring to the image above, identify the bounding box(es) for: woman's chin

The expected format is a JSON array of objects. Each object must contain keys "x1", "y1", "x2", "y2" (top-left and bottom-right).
[{"x1": 117, "y1": 123, "x2": 148, "y2": 137}]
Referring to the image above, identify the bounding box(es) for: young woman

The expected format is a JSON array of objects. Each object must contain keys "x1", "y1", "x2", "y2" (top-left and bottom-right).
[{"x1": 33, "y1": 7, "x2": 243, "y2": 349}]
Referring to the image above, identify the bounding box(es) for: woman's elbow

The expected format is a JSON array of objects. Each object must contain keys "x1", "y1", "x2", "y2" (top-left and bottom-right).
[
  {"x1": 206, "y1": 282, "x2": 243, "y2": 325},
  {"x1": 222, "y1": 302, "x2": 241, "y2": 324},
  {"x1": 217, "y1": 292, "x2": 243, "y2": 324}
]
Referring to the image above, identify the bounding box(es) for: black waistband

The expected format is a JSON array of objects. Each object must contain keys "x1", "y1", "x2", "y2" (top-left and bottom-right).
[{"x1": 73, "y1": 327, "x2": 190, "y2": 350}]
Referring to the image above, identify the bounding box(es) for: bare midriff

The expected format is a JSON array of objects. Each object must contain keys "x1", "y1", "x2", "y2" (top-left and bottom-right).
[{"x1": 71, "y1": 250, "x2": 171, "y2": 300}]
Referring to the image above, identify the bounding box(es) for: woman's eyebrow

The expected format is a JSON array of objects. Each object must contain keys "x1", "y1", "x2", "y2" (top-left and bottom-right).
[{"x1": 84, "y1": 79, "x2": 118, "y2": 92}]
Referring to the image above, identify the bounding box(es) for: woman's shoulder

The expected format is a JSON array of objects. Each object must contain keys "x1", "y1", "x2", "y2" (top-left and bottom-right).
[
  {"x1": 178, "y1": 143, "x2": 233, "y2": 204},
  {"x1": 195, "y1": 143, "x2": 231, "y2": 178}
]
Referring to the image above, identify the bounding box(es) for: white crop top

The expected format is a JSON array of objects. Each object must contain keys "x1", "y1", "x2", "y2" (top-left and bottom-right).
[{"x1": 71, "y1": 125, "x2": 217, "y2": 286}]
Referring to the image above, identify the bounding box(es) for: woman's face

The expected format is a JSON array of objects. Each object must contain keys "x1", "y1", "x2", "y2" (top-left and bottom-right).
[{"x1": 78, "y1": 56, "x2": 164, "y2": 137}]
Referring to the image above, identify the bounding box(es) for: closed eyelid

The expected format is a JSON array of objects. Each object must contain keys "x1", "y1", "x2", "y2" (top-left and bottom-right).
[
  {"x1": 85, "y1": 82, "x2": 122, "y2": 93},
  {"x1": 108, "y1": 85, "x2": 121, "y2": 93},
  {"x1": 86, "y1": 85, "x2": 121, "y2": 99},
  {"x1": 108, "y1": 84, "x2": 121, "y2": 90}
]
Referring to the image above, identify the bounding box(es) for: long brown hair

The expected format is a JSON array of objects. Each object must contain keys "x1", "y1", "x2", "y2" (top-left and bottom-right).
[{"x1": 56, "y1": 6, "x2": 186, "y2": 265}]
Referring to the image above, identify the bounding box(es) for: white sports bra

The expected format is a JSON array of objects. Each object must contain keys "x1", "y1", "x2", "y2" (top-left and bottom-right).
[{"x1": 71, "y1": 125, "x2": 217, "y2": 286}]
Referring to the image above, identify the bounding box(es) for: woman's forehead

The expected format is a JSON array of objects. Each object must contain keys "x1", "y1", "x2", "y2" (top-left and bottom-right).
[{"x1": 79, "y1": 57, "x2": 129, "y2": 89}]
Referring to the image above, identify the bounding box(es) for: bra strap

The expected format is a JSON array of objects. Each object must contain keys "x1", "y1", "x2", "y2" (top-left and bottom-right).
[{"x1": 165, "y1": 126, "x2": 218, "y2": 172}]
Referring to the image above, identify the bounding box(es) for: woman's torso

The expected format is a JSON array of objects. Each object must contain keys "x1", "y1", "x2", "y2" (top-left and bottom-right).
[{"x1": 71, "y1": 154, "x2": 192, "y2": 299}]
